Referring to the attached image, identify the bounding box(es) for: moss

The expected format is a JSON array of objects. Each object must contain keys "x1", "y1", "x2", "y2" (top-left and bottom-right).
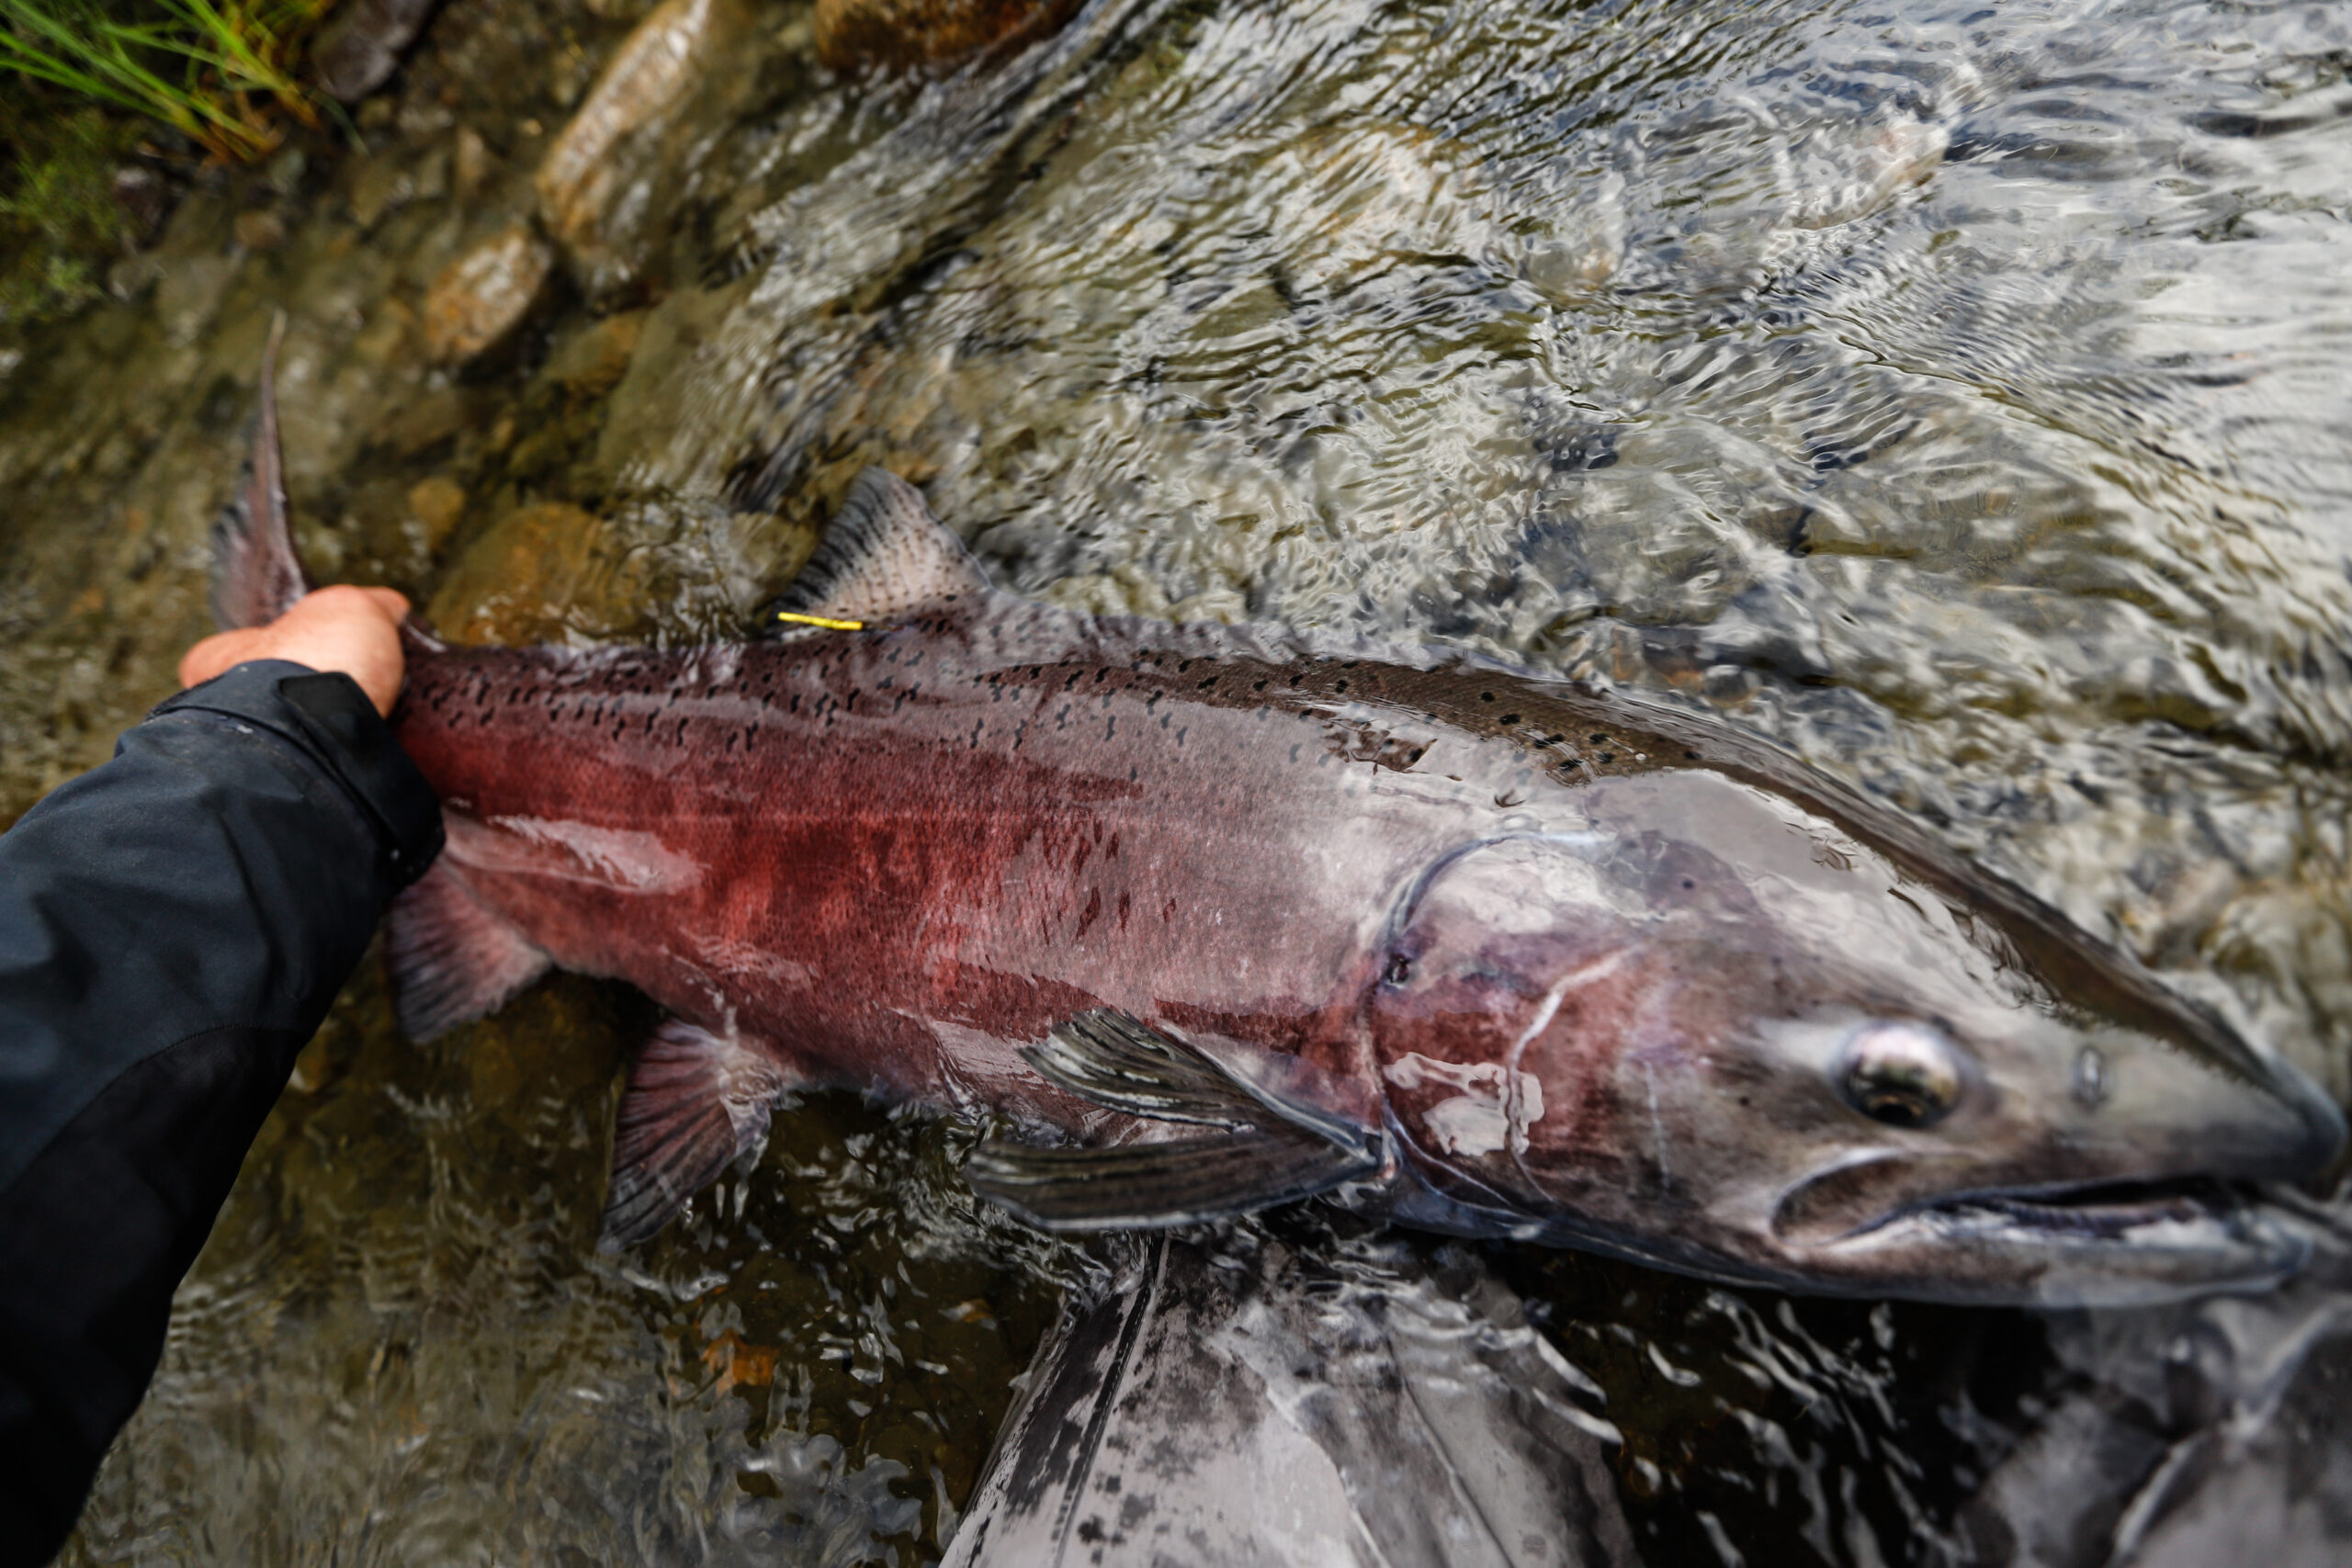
[{"x1": 0, "y1": 90, "x2": 141, "y2": 332}]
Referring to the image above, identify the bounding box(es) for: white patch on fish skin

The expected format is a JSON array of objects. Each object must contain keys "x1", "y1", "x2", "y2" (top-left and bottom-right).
[
  {"x1": 446, "y1": 812, "x2": 702, "y2": 892},
  {"x1": 1383, "y1": 948, "x2": 1634, "y2": 1161},
  {"x1": 1644, "y1": 1061, "x2": 1668, "y2": 1186},
  {"x1": 695, "y1": 934, "x2": 817, "y2": 989},
  {"x1": 1385, "y1": 1054, "x2": 1547, "y2": 1158}
]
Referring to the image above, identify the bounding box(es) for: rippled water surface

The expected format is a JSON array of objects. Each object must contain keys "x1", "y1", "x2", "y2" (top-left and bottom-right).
[{"x1": 5, "y1": 0, "x2": 2351, "y2": 1563}]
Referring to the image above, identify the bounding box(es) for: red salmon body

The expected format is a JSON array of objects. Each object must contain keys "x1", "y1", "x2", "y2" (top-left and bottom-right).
[{"x1": 213, "y1": 399, "x2": 2344, "y2": 1305}]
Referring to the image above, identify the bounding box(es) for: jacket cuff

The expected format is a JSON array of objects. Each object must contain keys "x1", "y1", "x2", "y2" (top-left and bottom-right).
[{"x1": 151, "y1": 661, "x2": 445, "y2": 888}]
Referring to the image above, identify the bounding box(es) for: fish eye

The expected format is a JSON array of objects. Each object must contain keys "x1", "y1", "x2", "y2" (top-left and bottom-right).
[
  {"x1": 1384, "y1": 954, "x2": 1412, "y2": 987},
  {"x1": 1836, "y1": 1021, "x2": 1962, "y2": 1129}
]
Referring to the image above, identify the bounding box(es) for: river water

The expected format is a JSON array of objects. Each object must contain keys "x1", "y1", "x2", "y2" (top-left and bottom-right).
[{"x1": 5, "y1": 0, "x2": 2350, "y2": 1562}]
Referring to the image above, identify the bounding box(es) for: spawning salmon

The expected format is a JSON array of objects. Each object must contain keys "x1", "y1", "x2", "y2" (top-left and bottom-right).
[{"x1": 213, "y1": 347, "x2": 2344, "y2": 1307}]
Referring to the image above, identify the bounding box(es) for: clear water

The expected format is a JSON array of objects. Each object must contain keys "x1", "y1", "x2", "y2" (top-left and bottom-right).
[{"x1": 2, "y1": 0, "x2": 2348, "y2": 1562}]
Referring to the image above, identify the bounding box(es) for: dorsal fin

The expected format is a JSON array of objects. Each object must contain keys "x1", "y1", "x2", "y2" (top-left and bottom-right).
[{"x1": 769, "y1": 468, "x2": 990, "y2": 629}]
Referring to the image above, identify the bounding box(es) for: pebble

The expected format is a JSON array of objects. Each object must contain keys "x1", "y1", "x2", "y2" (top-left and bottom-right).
[
  {"x1": 427, "y1": 500, "x2": 616, "y2": 645},
  {"x1": 815, "y1": 0, "x2": 1078, "y2": 70},
  {"x1": 542, "y1": 310, "x2": 647, "y2": 396},
  {"x1": 407, "y1": 476, "x2": 468, "y2": 553},
  {"x1": 232, "y1": 210, "x2": 287, "y2": 253},
  {"x1": 347, "y1": 157, "x2": 415, "y2": 229},
  {"x1": 452, "y1": 126, "x2": 496, "y2": 200},
  {"x1": 422, "y1": 223, "x2": 556, "y2": 362},
  {"x1": 313, "y1": 0, "x2": 446, "y2": 103}
]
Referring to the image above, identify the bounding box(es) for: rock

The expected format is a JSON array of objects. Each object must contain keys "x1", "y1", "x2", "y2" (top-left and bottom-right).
[
  {"x1": 265, "y1": 147, "x2": 307, "y2": 197},
  {"x1": 814, "y1": 0, "x2": 1079, "y2": 72},
  {"x1": 232, "y1": 209, "x2": 287, "y2": 252},
  {"x1": 373, "y1": 384, "x2": 469, "y2": 457},
  {"x1": 426, "y1": 501, "x2": 629, "y2": 646},
  {"x1": 535, "y1": 0, "x2": 757, "y2": 299},
  {"x1": 109, "y1": 166, "x2": 172, "y2": 245},
  {"x1": 311, "y1": 0, "x2": 447, "y2": 103},
  {"x1": 422, "y1": 224, "x2": 556, "y2": 363},
  {"x1": 542, "y1": 310, "x2": 646, "y2": 396},
  {"x1": 347, "y1": 156, "x2": 415, "y2": 229},
  {"x1": 451, "y1": 126, "x2": 496, "y2": 200},
  {"x1": 407, "y1": 476, "x2": 468, "y2": 553}
]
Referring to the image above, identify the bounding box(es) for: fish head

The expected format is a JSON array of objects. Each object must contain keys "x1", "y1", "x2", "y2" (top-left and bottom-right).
[{"x1": 1366, "y1": 771, "x2": 2346, "y2": 1305}]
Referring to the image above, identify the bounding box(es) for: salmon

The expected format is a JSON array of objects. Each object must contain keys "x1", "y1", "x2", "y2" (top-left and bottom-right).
[{"x1": 213, "y1": 346, "x2": 2344, "y2": 1307}]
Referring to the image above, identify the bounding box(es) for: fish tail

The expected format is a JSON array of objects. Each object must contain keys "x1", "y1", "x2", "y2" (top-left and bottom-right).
[{"x1": 209, "y1": 311, "x2": 314, "y2": 630}]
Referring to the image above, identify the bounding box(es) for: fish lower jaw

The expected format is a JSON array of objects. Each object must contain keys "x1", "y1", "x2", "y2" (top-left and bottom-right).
[
  {"x1": 1796, "y1": 1179, "x2": 2319, "y2": 1306},
  {"x1": 1925, "y1": 1178, "x2": 2252, "y2": 1241}
]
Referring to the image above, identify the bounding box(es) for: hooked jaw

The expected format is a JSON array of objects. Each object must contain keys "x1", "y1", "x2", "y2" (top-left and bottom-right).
[
  {"x1": 1360, "y1": 813, "x2": 2346, "y2": 1307},
  {"x1": 1755, "y1": 1020, "x2": 2347, "y2": 1306},
  {"x1": 1774, "y1": 1175, "x2": 2324, "y2": 1306}
]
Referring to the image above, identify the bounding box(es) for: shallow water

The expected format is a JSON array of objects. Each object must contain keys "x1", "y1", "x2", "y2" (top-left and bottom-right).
[{"x1": 5, "y1": 0, "x2": 2352, "y2": 1562}]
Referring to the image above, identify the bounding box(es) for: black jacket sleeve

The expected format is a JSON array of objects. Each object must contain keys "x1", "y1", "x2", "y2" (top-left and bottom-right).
[{"x1": 0, "y1": 660, "x2": 443, "y2": 1566}]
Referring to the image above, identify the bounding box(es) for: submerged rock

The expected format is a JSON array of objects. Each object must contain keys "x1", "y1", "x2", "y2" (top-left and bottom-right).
[
  {"x1": 423, "y1": 223, "x2": 557, "y2": 363},
  {"x1": 427, "y1": 500, "x2": 618, "y2": 646},
  {"x1": 813, "y1": 0, "x2": 1079, "y2": 71},
  {"x1": 406, "y1": 476, "x2": 468, "y2": 555},
  {"x1": 536, "y1": 0, "x2": 758, "y2": 299},
  {"x1": 542, "y1": 310, "x2": 647, "y2": 397},
  {"x1": 311, "y1": 0, "x2": 446, "y2": 103}
]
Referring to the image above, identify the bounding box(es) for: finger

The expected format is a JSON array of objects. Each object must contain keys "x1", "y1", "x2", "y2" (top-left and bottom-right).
[{"x1": 289, "y1": 583, "x2": 397, "y2": 623}]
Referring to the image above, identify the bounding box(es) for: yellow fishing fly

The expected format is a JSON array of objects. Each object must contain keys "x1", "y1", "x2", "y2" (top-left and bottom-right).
[{"x1": 774, "y1": 612, "x2": 866, "y2": 631}]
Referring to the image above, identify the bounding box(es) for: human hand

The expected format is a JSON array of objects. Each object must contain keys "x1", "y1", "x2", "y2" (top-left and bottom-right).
[{"x1": 179, "y1": 586, "x2": 412, "y2": 718}]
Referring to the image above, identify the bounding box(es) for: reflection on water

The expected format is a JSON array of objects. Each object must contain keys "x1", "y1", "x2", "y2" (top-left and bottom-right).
[{"x1": 10, "y1": 0, "x2": 2349, "y2": 1562}]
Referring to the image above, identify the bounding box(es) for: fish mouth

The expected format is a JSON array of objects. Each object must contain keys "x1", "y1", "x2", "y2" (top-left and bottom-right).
[
  {"x1": 1908, "y1": 1177, "x2": 2254, "y2": 1241},
  {"x1": 1809, "y1": 1176, "x2": 2316, "y2": 1305}
]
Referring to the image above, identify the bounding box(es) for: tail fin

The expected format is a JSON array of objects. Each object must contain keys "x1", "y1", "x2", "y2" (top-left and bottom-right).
[{"x1": 209, "y1": 312, "x2": 313, "y2": 631}]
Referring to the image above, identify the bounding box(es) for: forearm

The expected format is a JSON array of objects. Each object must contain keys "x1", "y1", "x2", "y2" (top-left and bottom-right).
[{"x1": 0, "y1": 661, "x2": 441, "y2": 1565}]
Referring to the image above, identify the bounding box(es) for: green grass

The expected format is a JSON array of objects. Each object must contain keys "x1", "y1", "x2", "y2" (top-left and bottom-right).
[{"x1": 1, "y1": 0, "x2": 328, "y2": 162}]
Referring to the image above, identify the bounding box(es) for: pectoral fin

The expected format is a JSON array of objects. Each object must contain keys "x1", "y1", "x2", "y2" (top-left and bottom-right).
[
  {"x1": 965, "y1": 1010, "x2": 1383, "y2": 1231},
  {"x1": 384, "y1": 859, "x2": 550, "y2": 1041},
  {"x1": 600, "y1": 1018, "x2": 794, "y2": 1249},
  {"x1": 965, "y1": 1124, "x2": 1375, "y2": 1232}
]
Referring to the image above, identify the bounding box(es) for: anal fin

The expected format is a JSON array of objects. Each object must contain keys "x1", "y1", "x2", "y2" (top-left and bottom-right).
[
  {"x1": 600, "y1": 1018, "x2": 794, "y2": 1250},
  {"x1": 966, "y1": 1010, "x2": 1384, "y2": 1231},
  {"x1": 385, "y1": 859, "x2": 550, "y2": 1041}
]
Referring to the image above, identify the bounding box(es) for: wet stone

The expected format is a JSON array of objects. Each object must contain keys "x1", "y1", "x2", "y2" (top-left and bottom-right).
[
  {"x1": 347, "y1": 156, "x2": 416, "y2": 229},
  {"x1": 451, "y1": 125, "x2": 497, "y2": 201},
  {"x1": 422, "y1": 223, "x2": 557, "y2": 363},
  {"x1": 425, "y1": 499, "x2": 639, "y2": 645},
  {"x1": 407, "y1": 475, "x2": 468, "y2": 554},
  {"x1": 542, "y1": 310, "x2": 647, "y2": 396},
  {"x1": 312, "y1": 0, "x2": 447, "y2": 102},
  {"x1": 232, "y1": 209, "x2": 287, "y2": 253},
  {"x1": 536, "y1": 0, "x2": 758, "y2": 299},
  {"x1": 108, "y1": 165, "x2": 173, "y2": 245},
  {"x1": 813, "y1": 0, "x2": 1079, "y2": 71}
]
